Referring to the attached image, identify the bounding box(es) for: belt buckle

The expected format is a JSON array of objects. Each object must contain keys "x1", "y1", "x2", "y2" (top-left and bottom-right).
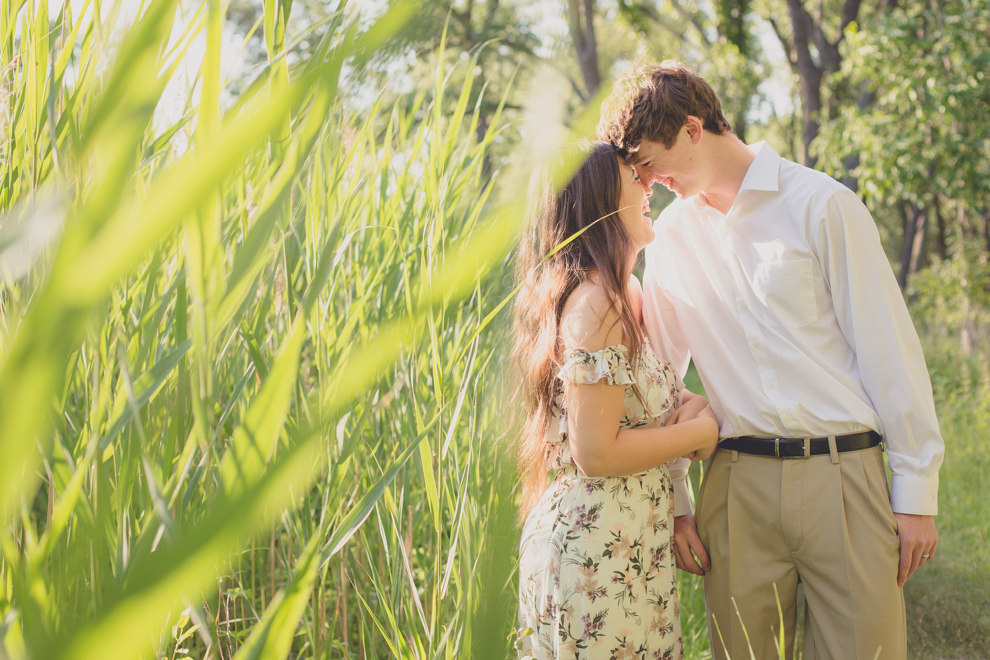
[{"x1": 778, "y1": 437, "x2": 809, "y2": 459}]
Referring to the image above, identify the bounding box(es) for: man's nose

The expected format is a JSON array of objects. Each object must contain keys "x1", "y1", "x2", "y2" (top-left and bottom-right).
[
  {"x1": 640, "y1": 170, "x2": 658, "y2": 190},
  {"x1": 636, "y1": 166, "x2": 658, "y2": 188}
]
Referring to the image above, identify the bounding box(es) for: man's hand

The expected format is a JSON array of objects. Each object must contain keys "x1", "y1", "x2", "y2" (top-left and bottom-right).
[
  {"x1": 894, "y1": 513, "x2": 938, "y2": 587},
  {"x1": 673, "y1": 514, "x2": 711, "y2": 576}
]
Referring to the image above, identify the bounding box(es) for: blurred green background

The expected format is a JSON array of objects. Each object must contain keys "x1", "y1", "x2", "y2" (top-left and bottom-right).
[{"x1": 0, "y1": 0, "x2": 987, "y2": 658}]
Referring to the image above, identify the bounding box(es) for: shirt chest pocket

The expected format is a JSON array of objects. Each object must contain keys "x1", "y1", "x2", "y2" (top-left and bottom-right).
[{"x1": 753, "y1": 258, "x2": 820, "y2": 329}]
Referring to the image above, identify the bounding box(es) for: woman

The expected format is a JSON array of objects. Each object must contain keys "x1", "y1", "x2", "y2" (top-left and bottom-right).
[{"x1": 513, "y1": 141, "x2": 719, "y2": 659}]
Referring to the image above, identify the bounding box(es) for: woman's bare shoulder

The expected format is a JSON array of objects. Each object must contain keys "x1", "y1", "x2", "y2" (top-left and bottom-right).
[{"x1": 559, "y1": 281, "x2": 623, "y2": 352}]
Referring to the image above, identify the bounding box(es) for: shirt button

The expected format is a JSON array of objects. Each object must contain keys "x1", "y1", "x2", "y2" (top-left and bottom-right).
[
  {"x1": 751, "y1": 340, "x2": 760, "y2": 349},
  {"x1": 783, "y1": 413, "x2": 792, "y2": 422},
  {"x1": 765, "y1": 383, "x2": 774, "y2": 391},
  {"x1": 739, "y1": 303, "x2": 748, "y2": 312}
]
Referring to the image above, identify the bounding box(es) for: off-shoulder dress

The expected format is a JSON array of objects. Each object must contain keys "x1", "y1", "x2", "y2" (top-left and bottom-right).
[{"x1": 518, "y1": 338, "x2": 684, "y2": 660}]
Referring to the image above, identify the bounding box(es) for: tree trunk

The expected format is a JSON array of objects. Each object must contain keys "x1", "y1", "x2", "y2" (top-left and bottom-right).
[
  {"x1": 568, "y1": 0, "x2": 600, "y2": 97},
  {"x1": 717, "y1": 0, "x2": 750, "y2": 52},
  {"x1": 456, "y1": 0, "x2": 498, "y2": 181},
  {"x1": 783, "y1": 0, "x2": 823, "y2": 167},
  {"x1": 898, "y1": 203, "x2": 927, "y2": 289},
  {"x1": 839, "y1": 82, "x2": 875, "y2": 191},
  {"x1": 476, "y1": 112, "x2": 492, "y2": 180},
  {"x1": 775, "y1": 0, "x2": 863, "y2": 167},
  {"x1": 797, "y1": 70, "x2": 822, "y2": 168},
  {"x1": 716, "y1": 0, "x2": 753, "y2": 142},
  {"x1": 934, "y1": 195, "x2": 947, "y2": 260}
]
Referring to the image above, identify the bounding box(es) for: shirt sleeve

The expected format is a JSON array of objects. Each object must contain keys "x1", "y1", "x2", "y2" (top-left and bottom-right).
[
  {"x1": 643, "y1": 231, "x2": 695, "y2": 517},
  {"x1": 815, "y1": 189, "x2": 944, "y2": 515}
]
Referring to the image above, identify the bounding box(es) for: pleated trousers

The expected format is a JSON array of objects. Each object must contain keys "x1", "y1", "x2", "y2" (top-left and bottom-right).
[{"x1": 695, "y1": 443, "x2": 907, "y2": 660}]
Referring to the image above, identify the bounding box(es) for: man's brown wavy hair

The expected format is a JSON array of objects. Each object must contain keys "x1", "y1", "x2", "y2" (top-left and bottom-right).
[{"x1": 597, "y1": 60, "x2": 732, "y2": 161}]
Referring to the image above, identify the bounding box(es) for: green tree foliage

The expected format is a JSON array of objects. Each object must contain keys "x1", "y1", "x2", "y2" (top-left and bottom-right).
[
  {"x1": 817, "y1": 0, "x2": 990, "y2": 286},
  {"x1": 615, "y1": 0, "x2": 766, "y2": 143},
  {"x1": 759, "y1": 0, "x2": 870, "y2": 167},
  {"x1": 229, "y1": 0, "x2": 542, "y2": 173},
  {"x1": 820, "y1": 0, "x2": 990, "y2": 210}
]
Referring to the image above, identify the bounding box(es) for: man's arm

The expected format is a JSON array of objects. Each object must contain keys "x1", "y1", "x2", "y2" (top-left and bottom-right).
[
  {"x1": 816, "y1": 189, "x2": 944, "y2": 584},
  {"x1": 642, "y1": 232, "x2": 694, "y2": 508},
  {"x1": 641, "y1": 230, "x2": 711, "y2": 575}
]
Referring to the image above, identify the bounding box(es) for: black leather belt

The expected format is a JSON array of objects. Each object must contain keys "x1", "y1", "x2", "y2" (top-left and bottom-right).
[{"x1": 719, "y1": 430, "x2": 882, "y2": 458}]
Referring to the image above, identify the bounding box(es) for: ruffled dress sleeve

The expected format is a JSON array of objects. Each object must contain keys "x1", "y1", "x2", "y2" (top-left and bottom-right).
[{"x1": 557, "y1": 345, "x2": 636, "y2": 386}]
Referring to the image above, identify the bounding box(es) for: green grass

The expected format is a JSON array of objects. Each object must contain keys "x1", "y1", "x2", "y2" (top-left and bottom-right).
[
  {"x1": 905, "y1": 364, "x2": 990, "y2": 660},
  {"x1": 0, "y1": 2, "x2": 528, "y2": 658}
]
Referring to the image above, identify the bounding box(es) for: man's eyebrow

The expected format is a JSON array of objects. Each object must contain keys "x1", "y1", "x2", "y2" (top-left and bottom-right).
[{"x1": 627, "y1": 151, "x2": 648, "y2": 165}]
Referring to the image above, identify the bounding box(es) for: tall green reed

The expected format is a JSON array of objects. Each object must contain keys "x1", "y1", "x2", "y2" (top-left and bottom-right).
[{"x1": 0, "y1": 1, "x2": 535, "y2": 657}]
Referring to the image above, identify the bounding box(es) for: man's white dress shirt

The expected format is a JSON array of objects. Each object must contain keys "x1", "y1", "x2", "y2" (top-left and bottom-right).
[{"x1": 643, "y1": 142, "x2": 944, "y2": 517}]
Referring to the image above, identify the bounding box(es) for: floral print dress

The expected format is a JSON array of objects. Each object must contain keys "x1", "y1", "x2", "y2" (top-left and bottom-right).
[{"x1": 518, "y1": 338, "x2": 684, "y2": 660}]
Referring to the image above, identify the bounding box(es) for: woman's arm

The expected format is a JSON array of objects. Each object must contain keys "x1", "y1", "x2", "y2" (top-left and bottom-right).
[
  {"x1": 559, "y1": 283, "x2": 719, "y2": 478},
  {"x1": 569, "y1": 393, "x2": 718, "y2": 477}
]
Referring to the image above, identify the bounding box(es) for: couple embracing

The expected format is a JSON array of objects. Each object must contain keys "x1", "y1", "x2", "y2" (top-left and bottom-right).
[{"x1": 513, "y1": 61, "x2": 944, "y2": 660}]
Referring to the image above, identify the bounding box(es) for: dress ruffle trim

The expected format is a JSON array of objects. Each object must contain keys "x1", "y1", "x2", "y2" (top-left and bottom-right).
[{"x1": 557, "y1": 345, "x2": 636, "y2": 386}]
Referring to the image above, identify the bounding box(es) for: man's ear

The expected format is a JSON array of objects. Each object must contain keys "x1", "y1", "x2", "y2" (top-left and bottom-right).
[{"x1": 684, "y1": 116, "x2": 705, "y2": 144}]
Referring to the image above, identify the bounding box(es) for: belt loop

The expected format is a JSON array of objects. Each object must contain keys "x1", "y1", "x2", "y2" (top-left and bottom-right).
[
  {"x1": 803, "y1": 437, "x2": 811, "y2": 459},
  {"x1": 731, "y1": 450, "x2": 739, "y2": 463},
  {"x1": 828, "y1": 435, "x2": 839, "y2": 464}
]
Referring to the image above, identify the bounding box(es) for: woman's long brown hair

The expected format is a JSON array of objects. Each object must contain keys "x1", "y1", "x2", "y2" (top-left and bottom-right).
[{"x1": 511, "y1": 141, "x2": 645, "y2": 522}]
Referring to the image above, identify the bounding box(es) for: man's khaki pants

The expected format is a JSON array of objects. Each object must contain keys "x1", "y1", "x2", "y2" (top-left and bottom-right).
[{"x1": 696, "y1": 443, "x2": 907, "y2": 660}]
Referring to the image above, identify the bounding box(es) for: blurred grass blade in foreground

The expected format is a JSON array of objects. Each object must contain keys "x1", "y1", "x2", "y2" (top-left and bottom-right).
[
  {"x1": 0, "y1": 0, "x2": 573, "y2": 656},
  {"x1": 0, "y1": 192, "x2": 65, "y2": 285}
]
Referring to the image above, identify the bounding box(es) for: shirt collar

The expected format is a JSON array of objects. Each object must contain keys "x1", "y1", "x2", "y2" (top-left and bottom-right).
[
  {"x1": 689, "y1": 141, "x2": 781, "y2": 212},
  {"x1": 738, "y1": 141, "x2": 781, "y2": 193}
]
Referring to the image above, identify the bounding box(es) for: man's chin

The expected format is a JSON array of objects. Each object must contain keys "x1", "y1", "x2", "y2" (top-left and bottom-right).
[{"x1": 672, "y1": 185, "x2": 699, "y2": 199}]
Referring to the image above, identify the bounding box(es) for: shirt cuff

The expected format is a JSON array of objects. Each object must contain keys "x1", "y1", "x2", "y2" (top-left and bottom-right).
[
  {"x1": 890, "y1": 474, "x2": 939, "y2": 516},
  {"x1": 673, "y1": 473, "x2": 694, "y2": 517}
]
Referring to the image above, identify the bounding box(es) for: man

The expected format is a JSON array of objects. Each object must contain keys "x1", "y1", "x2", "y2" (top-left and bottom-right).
[{"x1": 597, "y1": 60, "x2": 943, "y2": 660}]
